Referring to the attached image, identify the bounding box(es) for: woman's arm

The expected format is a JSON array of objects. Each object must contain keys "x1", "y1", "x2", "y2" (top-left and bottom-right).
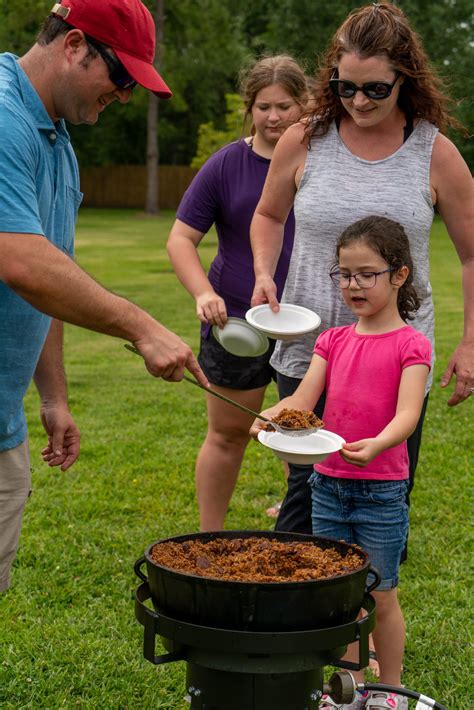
[
  {"x1": 341, "y1": 364, "x2": 429, "y2": 466},
  {"x1": 431, "y1": 134, "x2": 474, "y2": 406},
  {"x1": 167, "y1": 219, "x2": 227, "y2": 328},
  {"x1": 250, "y1": 123, "x2": 307, "y2": 311},
  {"x1": 249, "y1": 354, "x2": 327, "y2": 437}
]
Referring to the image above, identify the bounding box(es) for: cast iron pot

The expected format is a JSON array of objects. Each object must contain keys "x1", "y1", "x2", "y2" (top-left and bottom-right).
[{"x1": 135, "y1": 530, "x2": 380, "y2": 632}]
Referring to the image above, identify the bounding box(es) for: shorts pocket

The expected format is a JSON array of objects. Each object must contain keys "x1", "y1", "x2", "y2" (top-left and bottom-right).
[
  {"x1": 308, "y1": 471, "x2": 324, "y2": 487},
  {"x1": 367, "y1": 480, "x2": 408, "y2": 506},
  {"x1": 308, "y1": 471, "x2": 336, "y2": 494}
]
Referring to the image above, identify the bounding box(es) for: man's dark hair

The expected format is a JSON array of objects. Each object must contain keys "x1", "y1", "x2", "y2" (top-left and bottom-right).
[
  {"x1": 36, "y1": 15, "x2": 98, "y2": 63},
  {"x1": 37, "y1": 15, "x2": 73, "y2": 45}
]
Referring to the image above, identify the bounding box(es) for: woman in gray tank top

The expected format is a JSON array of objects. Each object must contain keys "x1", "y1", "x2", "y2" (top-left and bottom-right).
[
  {"x1": 250, "y1": 3, "x2": 473, "y2": 561},
  {"x1": 250, "y1": 4, "x2": 472, "y2": 708}
]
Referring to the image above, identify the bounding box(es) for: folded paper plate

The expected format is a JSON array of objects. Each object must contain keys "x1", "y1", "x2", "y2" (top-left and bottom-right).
[{"x1": 212, "y1": 317, "x2": 270, "y2": 357}]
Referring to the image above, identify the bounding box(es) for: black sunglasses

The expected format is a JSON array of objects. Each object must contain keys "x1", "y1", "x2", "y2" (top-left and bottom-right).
[
  {"x1": 329, "y1": 72, "x2": 400, "y2": 100},
  {"x1": 85, "y1": 35, "x2": 137, "y2": 90}
]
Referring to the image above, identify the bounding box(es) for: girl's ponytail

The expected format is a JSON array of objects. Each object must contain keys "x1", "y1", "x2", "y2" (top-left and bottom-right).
[{"x1": 397, "y1": 280, "x2": 420, "y2": 322}]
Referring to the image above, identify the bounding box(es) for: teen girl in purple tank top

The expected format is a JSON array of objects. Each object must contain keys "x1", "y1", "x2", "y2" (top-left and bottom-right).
[{"x1": 167, "y1": 56, "x2": 308, "y2": 531}]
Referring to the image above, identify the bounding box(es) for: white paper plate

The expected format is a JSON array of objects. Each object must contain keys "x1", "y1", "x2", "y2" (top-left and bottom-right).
[
  {"x1": 245, "y1": 304, "x2": 321, "y2": 341},
  {"x1": 212, "y1": 317, "x2": 269, "y2": 357},
  {"x1": 258, "y1": 429, "x2": 345, "y2": 464}
]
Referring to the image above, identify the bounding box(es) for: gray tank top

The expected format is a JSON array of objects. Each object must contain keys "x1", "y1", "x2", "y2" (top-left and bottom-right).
[{"x1": 271, "y1": 119, "x2": 438, "y2": 388}]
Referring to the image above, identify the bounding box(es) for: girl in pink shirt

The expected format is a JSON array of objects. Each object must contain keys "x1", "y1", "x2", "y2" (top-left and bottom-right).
[{"x1": 252, "y1": 215, "x2": 431, "y2": 710}]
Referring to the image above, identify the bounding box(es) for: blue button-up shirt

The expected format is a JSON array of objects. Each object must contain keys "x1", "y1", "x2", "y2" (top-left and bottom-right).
[{"x1": 0, "y1": 52, "x2": 83, "y2": 451}]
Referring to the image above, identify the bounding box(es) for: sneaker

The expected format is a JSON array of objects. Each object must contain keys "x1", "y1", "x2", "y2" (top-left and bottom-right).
[
  {"x1": 319, "y1": 691, "x2": 369, "y2": 709},
  {"x1": 366, "y1": 691, "x2": 409, "y2": 709}
]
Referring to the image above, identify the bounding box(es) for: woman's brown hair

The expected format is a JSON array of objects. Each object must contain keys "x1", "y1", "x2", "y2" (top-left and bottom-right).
[
  {"x1": 239, "y1": 55, "x2": 308, "y2": 135},
  {"x1": 306, "y1": 2, "x2": 465, "y2": 139}
]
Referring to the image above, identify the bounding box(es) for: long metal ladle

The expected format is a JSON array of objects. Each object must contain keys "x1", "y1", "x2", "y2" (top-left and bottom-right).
[{"x1": 124, "y1": 344, "x2": 320, "y2": 437}]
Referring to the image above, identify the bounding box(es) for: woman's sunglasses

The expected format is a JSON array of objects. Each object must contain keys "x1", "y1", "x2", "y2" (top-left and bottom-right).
[
  {"x1": 85, "y1": 35, "x2": 137, "y2": 90},
  {"x1": 329, "y1": 72, "x2": 400, "y2": 100}
]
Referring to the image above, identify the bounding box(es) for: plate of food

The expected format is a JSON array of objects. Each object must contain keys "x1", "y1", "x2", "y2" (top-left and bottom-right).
[
  {"x1": 245, "y1": 304, "x2": 321, "y2": 341},
  {"x1": 258, "y1": 428, "x2": 345, "y2": 465}
]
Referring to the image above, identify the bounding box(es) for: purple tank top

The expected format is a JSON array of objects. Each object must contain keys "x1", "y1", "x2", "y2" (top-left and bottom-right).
[{"x1": 176, "y1": 139, "x2": 295, "y2": 335}]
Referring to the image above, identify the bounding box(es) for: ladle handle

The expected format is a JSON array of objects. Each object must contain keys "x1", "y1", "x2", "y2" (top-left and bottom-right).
[
  {"x1": 181, "y1": 375, "x2": 273, "y2": 424},
  {"x1": 124, "y1": 344, "x2": 272, "y2": 425}
]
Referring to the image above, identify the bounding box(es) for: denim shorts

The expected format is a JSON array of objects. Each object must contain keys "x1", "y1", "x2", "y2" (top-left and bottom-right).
[
  {"x1": 198, "y1": 330, "x2": 277, "y2": 390},
  {"x1": 308, "y1": 472, "x2": 409, "y2": 590}
]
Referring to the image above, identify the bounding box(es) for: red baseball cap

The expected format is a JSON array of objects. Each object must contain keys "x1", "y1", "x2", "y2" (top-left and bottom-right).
[{"x1": 50, "y1": 0, "x2": 172, "y2": 98}]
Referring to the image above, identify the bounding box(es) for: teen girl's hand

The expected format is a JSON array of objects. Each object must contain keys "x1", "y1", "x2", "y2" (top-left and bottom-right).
[
  {"x1": 196, "y1": 290, "x2": 228, "y2": 329},
  {"x1": 340, "y1": 439, "x2": 383, "y2": 467},
  {"x1": 167, "y1": 220, "x2": 229, "y2": 328}
]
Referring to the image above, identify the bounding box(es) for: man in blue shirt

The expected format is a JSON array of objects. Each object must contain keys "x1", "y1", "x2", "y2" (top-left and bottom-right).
[{"x1": 0, "y1": 0, "x2": 208, "y2": 593}]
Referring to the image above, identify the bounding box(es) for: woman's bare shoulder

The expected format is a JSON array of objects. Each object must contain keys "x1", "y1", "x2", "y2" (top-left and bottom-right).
[
  {"x1": 285, "y1": 120, "x2": 309, "y2": 142},
  {"x1": 274, "y1": 121, "x2": 309, "y2": 160},
  {"x1": 431, "y1": 132, "x2": 472, "y2": 185},
  {"x1": 430, "y1": 132, "x2": 473, "y2": 216}
]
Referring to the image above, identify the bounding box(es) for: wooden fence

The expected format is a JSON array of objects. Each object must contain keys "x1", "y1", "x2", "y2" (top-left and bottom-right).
[{"x1": 79, "y1": 165, "x2": 198, "y2": 210}]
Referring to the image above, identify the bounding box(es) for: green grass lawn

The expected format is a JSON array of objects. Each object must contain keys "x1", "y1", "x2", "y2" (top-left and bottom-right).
[{"x1": 0, "y1": 209, "x2": 470, "y2": 709}]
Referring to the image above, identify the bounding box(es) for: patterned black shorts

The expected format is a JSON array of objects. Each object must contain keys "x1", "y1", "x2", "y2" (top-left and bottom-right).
[{"x1": 198, "y1": 330, "x2": 277, "y2": 390}]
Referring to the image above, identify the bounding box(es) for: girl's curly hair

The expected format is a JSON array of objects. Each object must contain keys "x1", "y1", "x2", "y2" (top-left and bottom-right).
[
  {"x1": 305, "y1": 2, "x2": 465, "y2": 139},
  {"x1": 335, "y1": 215, "x2": 421, "y2": 322}
]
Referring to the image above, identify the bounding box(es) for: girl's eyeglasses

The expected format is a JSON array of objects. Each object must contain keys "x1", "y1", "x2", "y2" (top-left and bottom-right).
[
  {"x1": 85, "y1": 35, "x2": 137, "y2": 90},
  {"x1": 329, "y1": 72, "x2": 400, "y2": 100},
  {"x1": 329, "y1": 268, "x2": 395, "y2": 289}
]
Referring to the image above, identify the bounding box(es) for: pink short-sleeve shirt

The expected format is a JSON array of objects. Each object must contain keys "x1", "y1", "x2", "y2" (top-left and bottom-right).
[{"x1": 314, "y1": 324, "x2": 432, "y2": 480}]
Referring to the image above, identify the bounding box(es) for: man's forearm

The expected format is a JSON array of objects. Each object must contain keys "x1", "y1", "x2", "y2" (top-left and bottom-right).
[
  {"x1": 1, "y1": 233, "x2": 159, "y2": 342},
  {"x1": 1, "y1": 232, "x2": 209, "y2": 387},
  {"x1": 33, "y1": 319, "x2": 68, "y2": 406}
]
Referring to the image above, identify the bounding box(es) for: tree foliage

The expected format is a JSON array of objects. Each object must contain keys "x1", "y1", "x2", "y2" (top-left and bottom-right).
[
  {"x1": 191, "y1": 94, "x2": 245, "y2": 168},
  {"x1": 0, "y1": 0, "x2": 47, "y2": 53},
  {"x1": 0, "y1": 0, "x2": 471, "y2": 167},
  {"x1": 394, "y1": 0, "x2": 473, "y2": 166}
]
